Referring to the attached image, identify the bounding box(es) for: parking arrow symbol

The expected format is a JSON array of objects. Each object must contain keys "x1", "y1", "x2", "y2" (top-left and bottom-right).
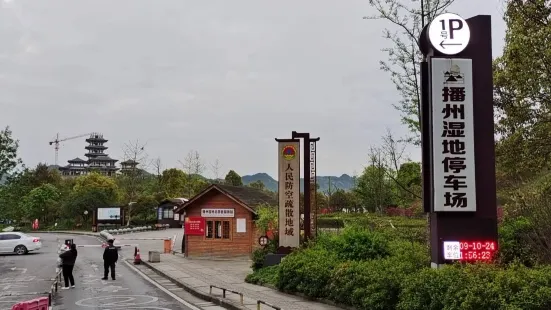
[{"x1": 439, "y1": 40, "x2": 462, "y2": 49}]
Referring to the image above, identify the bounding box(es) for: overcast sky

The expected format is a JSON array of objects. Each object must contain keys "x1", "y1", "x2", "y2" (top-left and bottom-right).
[{"x1": 0, "y1": 0, "x2": 506, "y2": 179}]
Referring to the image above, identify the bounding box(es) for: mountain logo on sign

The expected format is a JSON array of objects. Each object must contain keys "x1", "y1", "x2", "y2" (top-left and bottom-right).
[{"x1": 444, "y1": 64, "x2": 464, "y2": 84}]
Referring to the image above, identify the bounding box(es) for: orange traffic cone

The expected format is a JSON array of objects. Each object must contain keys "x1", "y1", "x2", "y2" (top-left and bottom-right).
[{"x1": 134, "y1": 247, "x2": 141, "y2": 265}]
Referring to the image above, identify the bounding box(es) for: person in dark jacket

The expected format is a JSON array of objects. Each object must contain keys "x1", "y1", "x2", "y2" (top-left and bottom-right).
[
  {"x1": 102, "y1": 239, "x2": 118, "y2": 280},
  {"x1": 59, "y1": 243, "x2": 77, "y2": 289}
]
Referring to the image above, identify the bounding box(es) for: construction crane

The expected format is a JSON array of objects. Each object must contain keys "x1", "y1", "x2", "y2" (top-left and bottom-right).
[{"x1": 49, "y1": 133, "x2": 92, "y2": 166}]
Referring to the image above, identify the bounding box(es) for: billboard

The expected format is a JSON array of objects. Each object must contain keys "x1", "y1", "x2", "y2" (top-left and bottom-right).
[
  {"x1": 97, "y1": 208, "x2": 121, "y2": 220},
  {"x1": 94, "y1": 207, "x2": 124, "y2": 225}
]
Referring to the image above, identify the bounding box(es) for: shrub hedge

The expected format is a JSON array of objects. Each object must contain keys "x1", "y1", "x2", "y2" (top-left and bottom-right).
[
  {"x1": 246, "y1": 214, "x2": 550, "y2": 309},
  {"x1": 277, "y1": 247, "x2": 339, "y2": 298},
  {"x1": 315, "y1": 227, "x2": 390, "y2": 261}
]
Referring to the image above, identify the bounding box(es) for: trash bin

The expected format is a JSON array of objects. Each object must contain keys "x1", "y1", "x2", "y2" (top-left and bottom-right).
[
  {"x1": 163, "y1": 239, "x2": 171, "y2": 253},
  {"x1": 148, "y1": 251, "x2": 161, "y2": 263}
]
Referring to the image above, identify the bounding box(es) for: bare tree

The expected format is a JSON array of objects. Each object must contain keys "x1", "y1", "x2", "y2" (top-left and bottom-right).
[
  {"x1": 179, "y1": 150, "x2": 206, "y2": 197},
  {"x1": 120, "y1": 139, "x2": 149, "y2": 226},
  {"x1": 368, "y1": 146, "x2": 390, "y2": 213},
  {"x1": 152, "y1": 157, "x2": 163, "y2": 194},
  {"x1": 381, "y1": 129, "x2": 421, "y2": 200},
  {"x1": 325, "y1": 176, "x2": 339, "y2": 210},
  {"x1": 210, "y1": 159, "x2": 222, "y2": 183},
  {"x1": 365, "y1": 0, "x2": 456, "y2": 145}
]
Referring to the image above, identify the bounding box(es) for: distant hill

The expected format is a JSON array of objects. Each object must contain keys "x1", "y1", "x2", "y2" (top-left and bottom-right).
[{"x1": 242, "y1": 173, "x2": 356, "y2": 193}]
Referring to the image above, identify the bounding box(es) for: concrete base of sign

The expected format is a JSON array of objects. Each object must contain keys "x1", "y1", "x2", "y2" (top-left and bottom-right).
[
  {"x1": 431, "y1": 262, "x2": 446, "y2": 269},
  {"x1": 263, "y1": 254, "x2": 287, "y2": 268}
]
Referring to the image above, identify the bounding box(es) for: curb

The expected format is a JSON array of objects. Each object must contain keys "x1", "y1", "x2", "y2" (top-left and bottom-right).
[
  {"x1": 138, "y1": 259, "x2": 248, "y2": 310},
  {"x1": 245, "y1": 280, "x2": 352, "y2": 310},
  {"x1": 33, "y1": 231, "x2": 101, "y2": 237}
]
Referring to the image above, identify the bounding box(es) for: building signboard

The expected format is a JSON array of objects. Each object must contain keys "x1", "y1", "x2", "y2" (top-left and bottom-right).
[
  {"x1": 200, "y1": 208, "x2": 235, "y2": 218},
  {"x1": 431, "y1": 58, "x2": 476, "y2": 212},
  {"x1": 278, "y1": 141, "x2": 300, "y2": 248}
]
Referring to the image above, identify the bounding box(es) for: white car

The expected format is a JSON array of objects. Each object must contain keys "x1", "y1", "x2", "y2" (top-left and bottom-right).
[{"x1": 0, "y1": 232, "x2": 42, "y2": 255}]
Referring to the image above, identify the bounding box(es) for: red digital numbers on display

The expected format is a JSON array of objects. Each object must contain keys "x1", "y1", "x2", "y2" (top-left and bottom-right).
[{"x1": 459, "y1": 241, "x2": 497, "y2": 261}]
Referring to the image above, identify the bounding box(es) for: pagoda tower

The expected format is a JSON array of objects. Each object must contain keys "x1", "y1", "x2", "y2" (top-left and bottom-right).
[{"x1": 84, "y1": 133, "x2": 119, "y2": 176}]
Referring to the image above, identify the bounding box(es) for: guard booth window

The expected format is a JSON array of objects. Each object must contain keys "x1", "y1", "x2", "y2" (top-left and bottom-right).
[
  {"x1": 205, "y1": 220, "x2": 230, "y2": 240},
  {"x1": 162, "y1": 209, "x2": 174, "y2": 219}
]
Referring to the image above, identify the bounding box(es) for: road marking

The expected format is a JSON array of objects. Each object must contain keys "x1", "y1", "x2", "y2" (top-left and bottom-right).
[
  {"x1": 76, "y1": 295, "x2": 159, "y2": 307},
  {"x1": 123, "y1": 260, "x2": 202, "y2": 310},
  {"x1": 8, "y1": 267, "x2": 27, "y2": 274},
  {"x1": 0, "y1": 276, "x2": 37, "y2": 283},
  {"x1": 2, "y1": 284, "x2": 28, "y2": 291},
  {"x1": 100, "y1": 285, "x2": 129, "y2": 293}
]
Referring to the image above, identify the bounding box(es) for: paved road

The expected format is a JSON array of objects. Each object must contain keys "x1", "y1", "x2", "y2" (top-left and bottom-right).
[
  {"x1": 0, "y1": 233, "x2": 60, "y2": 310},
  {"x1": 41, "y1": 234, "x2": 200, "y2": 310}
]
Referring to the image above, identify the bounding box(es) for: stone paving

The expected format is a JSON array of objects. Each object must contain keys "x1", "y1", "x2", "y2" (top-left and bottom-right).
[
  {"x1": 146, "y1": 254, "x2": 343, "y2": 310},
  {"x1": 48, "y1": 229, "x2": 344, "y2": 310}
]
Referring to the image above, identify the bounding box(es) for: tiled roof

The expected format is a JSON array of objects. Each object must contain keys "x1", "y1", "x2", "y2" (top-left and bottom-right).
[
  {"x1": 215, "y1": 184, "x2": 277, "y2": 210},
  {"x1": 175, "y1": 184, "x2": 277, "y2": 214},
  {"x1": 68, "y1": 157, "x2": 86, "y2": 163},
  {"x1": 90, "y1": 155, "x2": 117, "y2": 161},
  {"x1": 158, "y1": 198, "x2": 189, "y2": 206},
  {"x1": 121, "y1": 159, "x2": 138, "y2": 165}
]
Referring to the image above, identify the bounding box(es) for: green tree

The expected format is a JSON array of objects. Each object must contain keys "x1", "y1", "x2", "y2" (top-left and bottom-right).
[
  {"x1": 29, "y1": 163, "x2": 63, "y2": 188},
  {"x1": 494, "y1": 0, "x2": 551, "y2": 188},
  {"x1": 21, "y1": 184, "x2": 61, "y2": 224},
  {"x1": 65, "y1": 172, "x2": 120, "y2": 219},
  {"x1": 355, "y1": 165, "x2": 396, "y2": 213},
  {"x1": 0, "y1": 126, "x2": 22, "y2": 176},
  {"x1": 366, "y1": 0, "x2": 456, "y2": 144},
  {"x1": 160, "y1": 168, "x2": 188, "y2": 198},
  {"x1": 248, "y1": 180, "x2": 265, "y2": 190},
  {"x1": 225, "y1": 170, "x2": 243, "y2": 186},
  {"x1": 395, "y1": 162, "x2": 422, "y2": 207},
  {"x1": 330, "y1": 189, "x2": 349, "y2": 212},
  {"x1": 130, "y1": 194, "x2": 158, "y2": 224},
  {"x1": 0, "y1": 164, "x2": 67, "y2": 222},
  {"x1": 255, "y1": 204, "x2": 278, "y2": 234}
]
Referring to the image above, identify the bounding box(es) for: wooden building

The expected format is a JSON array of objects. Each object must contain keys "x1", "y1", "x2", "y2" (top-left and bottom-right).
[
  {"x1": 175, "y1": 184, "x2": 277, "y2": 258},
  {"x1": 157, "y1": 198, "x2": 188, "y2": 228}
]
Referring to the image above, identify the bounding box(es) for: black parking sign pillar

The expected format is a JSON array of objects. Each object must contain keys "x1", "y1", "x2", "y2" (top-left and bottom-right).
[{"x1": 419, "y1": 14, "x2": 498, "y2": 266}]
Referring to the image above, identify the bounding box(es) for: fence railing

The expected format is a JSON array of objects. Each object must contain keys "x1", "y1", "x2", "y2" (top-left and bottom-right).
[
  {"x1": 10, "y1": 267, "x2": 61, "y2": 309},
  {"x1": 209, "y1": 285, "x2": 244, "y2": 305},
  {"x1": 257, "y1": 300, "x2": 282, "y2": 310}
]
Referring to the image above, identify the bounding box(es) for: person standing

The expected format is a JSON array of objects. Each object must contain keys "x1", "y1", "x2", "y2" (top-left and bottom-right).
[
  {"x1": 59, "y1": 243, "x2": 77, "y2": 289},
  {"x1": 102, "y1": 239, "x2": 118, "y2": 280}
]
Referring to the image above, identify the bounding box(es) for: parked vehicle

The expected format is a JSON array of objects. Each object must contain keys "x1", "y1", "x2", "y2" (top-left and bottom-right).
[{"x1": 0, "y1": 232, "x2": 42, "y2": 255}]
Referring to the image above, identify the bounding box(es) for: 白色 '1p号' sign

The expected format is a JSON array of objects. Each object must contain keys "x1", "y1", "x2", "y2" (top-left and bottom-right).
[
  {"x1": 278, "y1": 141, "x2": 300, "y2": 248},
  {"x1": 431, "y1": 58, "x2": 476, "y2": 212},
  {"x1": 428, "y1": 13, "x2": 470, "y2": 55}
]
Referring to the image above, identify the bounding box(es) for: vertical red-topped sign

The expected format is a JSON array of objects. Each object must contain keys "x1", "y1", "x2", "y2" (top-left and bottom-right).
[{"x1": 184, "y1": 217, "x2": 205, "y2": 235}]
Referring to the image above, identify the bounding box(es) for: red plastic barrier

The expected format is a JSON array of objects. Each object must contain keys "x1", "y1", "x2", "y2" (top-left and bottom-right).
[
  {"x1": 11, "y1": 302, "x2": 24, "y2": 310},
  {"x1": 11, "y1": 297, "x2": 49, "y2": 310}
]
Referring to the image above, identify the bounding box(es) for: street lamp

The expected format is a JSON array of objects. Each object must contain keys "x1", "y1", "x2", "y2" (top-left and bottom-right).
[{"x1": 83, "y1": 210, "x2": 89, "y2": 229}]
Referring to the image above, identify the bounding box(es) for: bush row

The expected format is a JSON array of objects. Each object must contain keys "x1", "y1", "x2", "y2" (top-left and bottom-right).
[
  {"x1": 250, "y1": 248, "x2": 551, "y2": 309},
  {"x1": 247, "y1": 217, "x2": 551, "y2": 310}
]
